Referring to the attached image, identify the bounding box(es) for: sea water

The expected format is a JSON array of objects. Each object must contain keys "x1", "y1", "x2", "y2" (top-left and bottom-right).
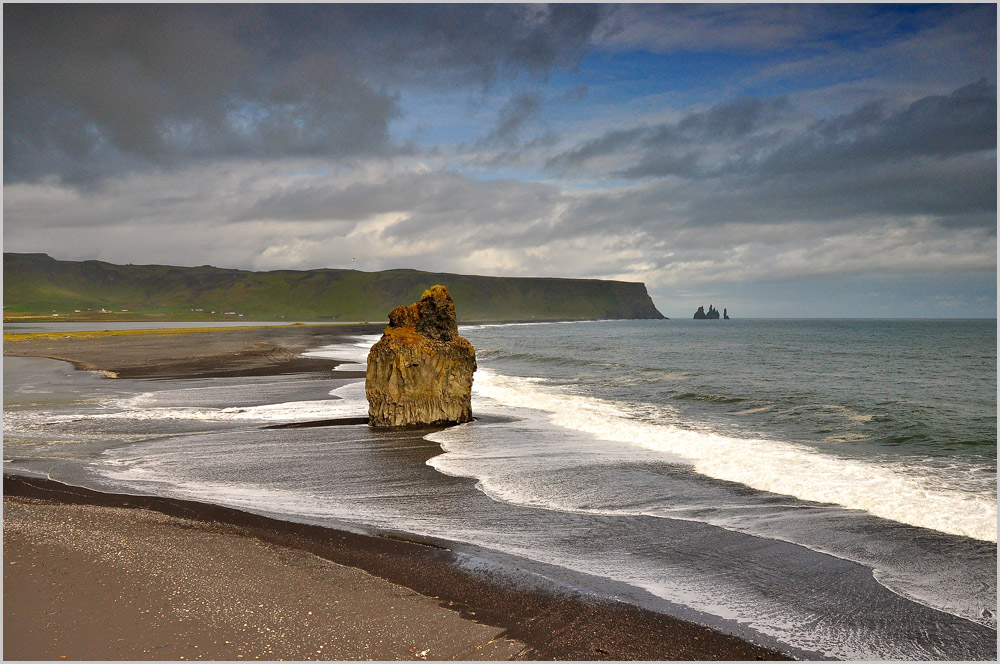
[{"x1": 3, "y1": 319, "x2": 996, "y2": 659}]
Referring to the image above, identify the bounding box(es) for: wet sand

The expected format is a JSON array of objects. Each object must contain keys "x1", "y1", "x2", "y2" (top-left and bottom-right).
[{"x1": 3, "y1": 325, "x2": 792, "y2": 660}]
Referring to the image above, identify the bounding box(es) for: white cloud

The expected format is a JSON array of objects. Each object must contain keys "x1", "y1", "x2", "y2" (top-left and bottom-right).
[{"x1": 6, "y1": 156, "x2": 993, "y2": 299}]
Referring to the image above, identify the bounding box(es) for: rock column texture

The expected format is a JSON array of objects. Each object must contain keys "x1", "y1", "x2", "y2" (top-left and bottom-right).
[{"x1": 366, "y1": 285, "x2": 477, "y2": 427}]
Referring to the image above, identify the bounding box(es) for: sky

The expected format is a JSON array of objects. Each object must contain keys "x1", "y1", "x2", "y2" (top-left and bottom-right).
[{"x1": 3, "y1": 3, "x2": 996, "y2": 318}]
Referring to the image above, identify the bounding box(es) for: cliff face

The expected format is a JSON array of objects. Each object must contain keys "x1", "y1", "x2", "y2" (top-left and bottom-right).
[
  {"x1": 3, "y1": 253, "x2": 666, "y2": 322},
  {"x1": 366, "y1": 285, "x2": 477, "y2": 427}
]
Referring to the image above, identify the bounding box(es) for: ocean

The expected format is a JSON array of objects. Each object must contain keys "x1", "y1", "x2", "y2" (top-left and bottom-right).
[{"x1": 3, "y1": 319, "x2": 996, "y2": 659}]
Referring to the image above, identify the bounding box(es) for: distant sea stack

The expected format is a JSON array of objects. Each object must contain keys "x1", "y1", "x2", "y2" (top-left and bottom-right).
[
  {"x1": 366, "y1": 285, "x2": 477, "y2": 427},
  {"x1": 694, "y1": 305, "x2": 726, "y2": 320}
]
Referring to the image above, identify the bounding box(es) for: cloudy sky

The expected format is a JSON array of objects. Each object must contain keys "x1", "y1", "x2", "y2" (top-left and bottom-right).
[{"x1": 4, "y1": 4, "x2": 996, "y2": 317}]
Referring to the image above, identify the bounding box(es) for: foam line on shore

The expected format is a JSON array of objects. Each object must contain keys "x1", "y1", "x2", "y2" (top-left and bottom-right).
[
  {"x1": 464, "y1": 369, "x2": 997, "y2": 542},
  {"x1": 303, "y1": 335, "x2": 381, "y2": 372}
]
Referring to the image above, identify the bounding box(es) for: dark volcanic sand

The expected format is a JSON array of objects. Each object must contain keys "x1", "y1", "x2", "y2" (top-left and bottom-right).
[
  {"x1": 4, "y1": 476, "x2": 790, "y2": 661},
  {"x1": 3, "y1": 481, "x2": 524, "y2": 661},
  {"x1": 3, "y1": 323, "x2": 384, "y2": 379},
  {"x1": 3, "y1": 324, "x2": 792, "y2": 660}
]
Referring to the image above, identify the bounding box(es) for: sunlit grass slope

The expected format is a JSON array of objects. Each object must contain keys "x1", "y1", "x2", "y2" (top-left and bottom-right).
[{"x1": 4, "y1": 253, "x2": 665, "y2": 322}]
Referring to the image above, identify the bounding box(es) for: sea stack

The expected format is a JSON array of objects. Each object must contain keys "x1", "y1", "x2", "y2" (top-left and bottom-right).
[
  {"x1": 366, "y1": 285, "x2": 477, "y2": 427},
  {"x1": 693, "y1": 305, "x2": 722, "y2": 319}
]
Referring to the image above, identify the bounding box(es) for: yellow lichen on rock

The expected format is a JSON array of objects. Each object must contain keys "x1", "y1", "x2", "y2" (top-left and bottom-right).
[
  {"x1": 366, "y1": 285, "x2": 476, "y2": 427},
  {"x1": 421, "y1": 284, "x2": 449, "y2": 299},
  {"x1": 387, "y1": 303, "x2": 420, "y2": 330}
]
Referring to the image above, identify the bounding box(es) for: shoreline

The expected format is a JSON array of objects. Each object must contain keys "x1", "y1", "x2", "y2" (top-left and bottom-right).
[
  {"x1": 4, "y1": 473, "x2": 791, "y2": 661},
  {"x1": 3, "y1": 325, "x2": 792, "y2": 660},
  {"x1": 4, "y1": 317, "x2": 995, "y2": 660}
]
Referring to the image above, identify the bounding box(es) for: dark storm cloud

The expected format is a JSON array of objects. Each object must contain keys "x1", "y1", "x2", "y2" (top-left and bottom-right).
[
  {"x1": 3, "y1": 4, "x2": 603, "y2": 184},
  {"x1": 546, "y1": 96, "x2": 794, "y2": 175},
  {"x1": 753, "y1": 79, "x2": 997, "y2": 176},
  {"x1": 323, "y1": 4, "x2": 604, "y2": 85},
  {"x1": 682, "y1": 96, "x2": 793, "y2": 140},
  {"x1": 708, "y1": 80, "x2": 998, "y2": 228},
  {"x1": 477, "y1": 91, "x2": 545, "y2": 147},
  {"x1": 550, "y1": 80, "x2": 994, "y2": 175},
  {"x1": 546, "y1": 80, "x2": 996, "y2": 228},
  {"x1": 593, "y1": 3, "x2": 855, "y2": 53},
  {"x1": 3, "y1": 5, "x2": 397, "y2": 183}
]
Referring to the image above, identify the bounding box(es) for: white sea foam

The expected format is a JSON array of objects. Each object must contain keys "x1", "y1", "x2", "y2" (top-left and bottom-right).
[
  {"x1": 820, "y1": 404, "x2": 875, "y2": 423},
  {"x1": 460, "y1": 321, "x2": 575, "y2": 331},
  {"x1": 303, "y1": 335, "x2": 381, "y2": 371},
  {"x1": 19, "y1": 382, "x2": 371, "y2": 424},
  {"x1": 101, "y1": 399, "x2": 359, "y2": 422},
  {"x1": 733, "y1": 405, "x2": 775, "y2": 415},
  {"x1": 463, "y1": 369, "x2": 997, "y2": 542}
]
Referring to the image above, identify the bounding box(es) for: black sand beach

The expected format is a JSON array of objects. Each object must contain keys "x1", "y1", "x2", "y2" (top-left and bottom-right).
[
  {"x1": 4, "y1": 475, "x2": 789, "y2": 661},
  {"x1": 2, "y1": 323, "x2": 384, "y2": 379},
  {"x1": 3, "y1": 324, "x2": 791, "y2": 660}
]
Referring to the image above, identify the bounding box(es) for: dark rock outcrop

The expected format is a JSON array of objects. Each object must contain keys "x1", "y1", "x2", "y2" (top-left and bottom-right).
[
  {"x1": 366, "y1": 285, "x2": 477, "y2": 427},
  {"x1": 694, "y1": 305, "x2": 722, "y2": 320}
]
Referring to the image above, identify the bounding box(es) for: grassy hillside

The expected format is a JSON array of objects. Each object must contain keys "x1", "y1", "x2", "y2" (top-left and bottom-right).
[{"x1": 3, "y1": 253, "x2": 665, "y2": 322}]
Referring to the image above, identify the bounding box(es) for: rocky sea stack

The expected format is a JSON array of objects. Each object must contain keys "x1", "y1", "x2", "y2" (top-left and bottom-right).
[
  {"x1": 366, "y1": 285, "x2": 477, "y2": 427},
  {"x1": 694, "y1": 305, "x2": 724, "y2": 320}
]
